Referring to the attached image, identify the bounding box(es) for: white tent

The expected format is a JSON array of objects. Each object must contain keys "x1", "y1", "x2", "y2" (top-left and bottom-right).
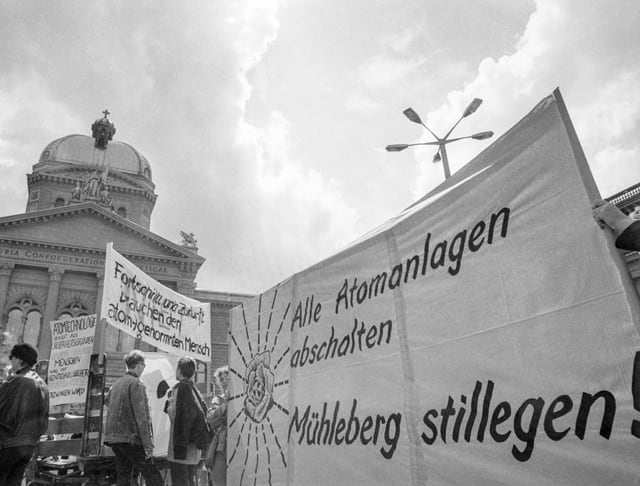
[{"x1": 228, "y1": 90, "x2": 640, "y2": 485}]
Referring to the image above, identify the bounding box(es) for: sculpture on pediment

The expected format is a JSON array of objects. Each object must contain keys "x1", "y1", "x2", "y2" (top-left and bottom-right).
[
  {"x1": 180, "y1": 231, "x2": 198, "y2": 249},
  {"x1": 82, "y1": 168, "x2": 110, "y2": 200},
  {"x1": 71, "y1": 182, "x2": 83, "y2": 201},
  {"x1": 85, "y1": 172, "x2": 101, "y2": 198},
  {"x1": 98, "y1": 187, "x2": 114, "y2": 210}
]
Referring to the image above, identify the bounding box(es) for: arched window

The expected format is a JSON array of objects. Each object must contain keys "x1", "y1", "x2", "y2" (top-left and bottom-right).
[
  {"x1": 57, "y1": 302, "x2": 89, "y2": 320},
  {"x1": 54, "y1": 197, "x2": 66, "y2": 207},
  {"x1": 6, "y1": 298, "x2": 42, "y2": 347},
  {"x1": 117, "y1": 207, "x2": 127, "y2": 218}
]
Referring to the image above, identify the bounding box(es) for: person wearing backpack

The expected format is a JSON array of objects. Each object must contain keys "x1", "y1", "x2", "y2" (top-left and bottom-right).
[{"x1": 166, "y1": 356, "x2": 210, "y2": 486}]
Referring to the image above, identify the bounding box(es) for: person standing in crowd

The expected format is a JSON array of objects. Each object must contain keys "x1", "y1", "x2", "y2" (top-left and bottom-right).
[
  {"x1": 104, "y1": 350, "x2": 163, "y2": 486},
  {"x1": 206, "y1": 365, "x2": 230, "y2": 486},
  {"x1": 166, "y1": 355, "x2": 210, "y2": 486},
  {"x1": 592, "y1": 199, "x2": 640, "y2": 251},
  {"x1": 0, "y1": 343, "x2": 49, "y2": 486}
]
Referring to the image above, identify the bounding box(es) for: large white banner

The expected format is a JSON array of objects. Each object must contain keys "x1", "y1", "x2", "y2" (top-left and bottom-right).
[
  {"x1": 101, "y1": 243, "x2": 211, "y2": 361},
  {"x1": 48, "y1": 314, "x2": 96, "y2": 407},
  {"x1": 228, "y1": 92, "x2": 640, "y2": 485}
]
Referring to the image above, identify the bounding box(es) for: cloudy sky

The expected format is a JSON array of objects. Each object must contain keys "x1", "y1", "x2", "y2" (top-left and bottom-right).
[{"x1": 0, "y1": 0, "x2": 638, "y2": 294}]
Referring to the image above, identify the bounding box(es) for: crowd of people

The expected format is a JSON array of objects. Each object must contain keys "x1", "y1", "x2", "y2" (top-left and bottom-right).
[
  {"x1": 0, "y1": 345, "x2": 229, "y2": 486},
  {"x1": 103, "y1": 350, "x2": 230, "y2": 486},
  {"x1": 0, "y1": 198, "x2": 637, "y2": 486}
]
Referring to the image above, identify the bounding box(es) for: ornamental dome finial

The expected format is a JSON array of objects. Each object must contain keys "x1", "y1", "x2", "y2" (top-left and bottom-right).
[{"x1": 91, "y1": 109, "x2": 116, "y2": 149}]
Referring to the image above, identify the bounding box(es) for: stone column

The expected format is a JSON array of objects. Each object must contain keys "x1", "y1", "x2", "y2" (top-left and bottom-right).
[
  {"x1": 0, "y1": 262, "x2": 15, "y2": 330},
  {"x1": 93, "y1": 272, "x2": 106, "y2": 356},
  {"x1": 95, "y1": 271, "x2": 105, "y2": 317},
  {"x1": 40, "y1": 267, "x2": 64, "y2": 359}
]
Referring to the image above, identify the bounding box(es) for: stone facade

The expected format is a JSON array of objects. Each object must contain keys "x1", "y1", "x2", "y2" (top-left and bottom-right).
[{"x1": 0, "y1": 114, "x2": 253, "y2": 393}]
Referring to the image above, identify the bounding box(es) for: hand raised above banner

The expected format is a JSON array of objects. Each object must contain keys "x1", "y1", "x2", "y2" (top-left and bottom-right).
[
  {"x1": 592, "y1": 199, "x2": 634, "y2": 233},
  {"x1": 592, "y1": 199, "x2": 640, "y2": 251}
]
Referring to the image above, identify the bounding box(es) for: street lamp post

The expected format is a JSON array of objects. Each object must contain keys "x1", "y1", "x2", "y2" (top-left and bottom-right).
[{"x1": 386, "y1": 98, "x2": 493, "y2": 179}]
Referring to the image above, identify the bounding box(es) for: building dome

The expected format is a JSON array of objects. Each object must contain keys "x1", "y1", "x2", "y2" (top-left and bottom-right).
[
  {"x1": 38, "y1": 134, "x2": 153, "y2": 180},
  {"x1": 27, "y1": 111, "x2": 157, "y2": 229}
]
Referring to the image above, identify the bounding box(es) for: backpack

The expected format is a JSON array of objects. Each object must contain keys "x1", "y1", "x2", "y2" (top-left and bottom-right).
[{"x1": 164, "y1": 388, "x2": 177, "y2": 422}]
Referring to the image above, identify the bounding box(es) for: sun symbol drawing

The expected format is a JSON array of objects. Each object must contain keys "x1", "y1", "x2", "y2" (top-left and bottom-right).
[{"x1": 228, "y1": 284, "x2": 291, "y2": 486}]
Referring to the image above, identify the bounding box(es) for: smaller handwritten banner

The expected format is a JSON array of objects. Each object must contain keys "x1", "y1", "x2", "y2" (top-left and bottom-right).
[
  {"x1": 100, "y1": 243, "x2": 211, "y2": 361},
  {"x1": 48, "y1": 314, "x2": 97, "y2": 407}
]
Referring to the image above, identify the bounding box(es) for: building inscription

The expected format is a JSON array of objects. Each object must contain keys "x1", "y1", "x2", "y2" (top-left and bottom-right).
[{"x1": 0, "y1": 246, "x2": 169, "y2": 274}]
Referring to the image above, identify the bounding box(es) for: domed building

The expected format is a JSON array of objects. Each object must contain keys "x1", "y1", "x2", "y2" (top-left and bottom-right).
[
  {"x1": 0, "y1": 112, "x2": 251, "y2": 389},
  {"x1": 27, "y1": 111, "x2": 155, "y2": 228}
]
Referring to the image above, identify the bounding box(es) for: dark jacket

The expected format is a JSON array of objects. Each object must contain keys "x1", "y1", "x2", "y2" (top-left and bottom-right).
[
  {"x1": 170, "y1": 380, "x2": 209, "y2": 459},
  {"x1": 0, "y1": 367, "x2": 49, "y2": 448},
  {"x1": 104, "y1": 371, "x2": 154, "y2": 456},
  {"x1": 616, "y1": 220, "x2": 640, "y2": 251}
]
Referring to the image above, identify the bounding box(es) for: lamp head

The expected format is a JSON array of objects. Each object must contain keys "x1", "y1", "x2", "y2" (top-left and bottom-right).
[
  {"x1": 463, "y1": 98, "x2": 483, "y2": 117},
  {"x1": 386, "y1": 144, "x2": 409, "y2": 152},
  {"x1": 471, "y1": 130, "x2": 494, "y2": 140},
  {"x1": 403, "y1": 108, "x2": 423, "y2": 125},
  {"x1": 433, "y1": 151, "x2": 441, "y2": 163}
]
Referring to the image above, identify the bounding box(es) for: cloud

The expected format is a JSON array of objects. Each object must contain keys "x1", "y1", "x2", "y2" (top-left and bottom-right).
[
  {"x1": 574, "y1": 70, "x2": 640, "y2": 145},
  {"x1": 410, "y1": 0, "x2": 640, "y2": 198},
  {"x1": 345, "y1": 93, "x2": 382, "y2": 114},
  {"x1": 1, "y1": 0, "x2": 637, "y2": 296},
  {"x1": 380, "y1": 27, "x2": 422, "y2": 53},
  {"x1": 0, "y1": 72, "x2": 81, "y2": 209},
  {"x1": 236, "y1": 110, "x2": 360, "y2": 288},
  {"x1": 359, "y1": 54, "x2": 428, "y2": 90},
  {"x1": 0, "y1": 1, "x2": 289, "y2": 293},
  {"x1": 591, "y1": 145, "x2": 640, "y2": 197},
  {"x1": 0, "y1": 0, "x2": 363, "y2": 294}
]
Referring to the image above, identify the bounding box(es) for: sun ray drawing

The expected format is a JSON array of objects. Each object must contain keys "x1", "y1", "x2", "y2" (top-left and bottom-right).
[{"x1": 228, "y1": 283, "x2": 291, "y2": 484}]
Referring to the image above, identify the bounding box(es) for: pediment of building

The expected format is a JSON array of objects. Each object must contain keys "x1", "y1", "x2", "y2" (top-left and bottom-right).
[{"x1": 0, "y1": 203, "x2": 204, "y2": 274}]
